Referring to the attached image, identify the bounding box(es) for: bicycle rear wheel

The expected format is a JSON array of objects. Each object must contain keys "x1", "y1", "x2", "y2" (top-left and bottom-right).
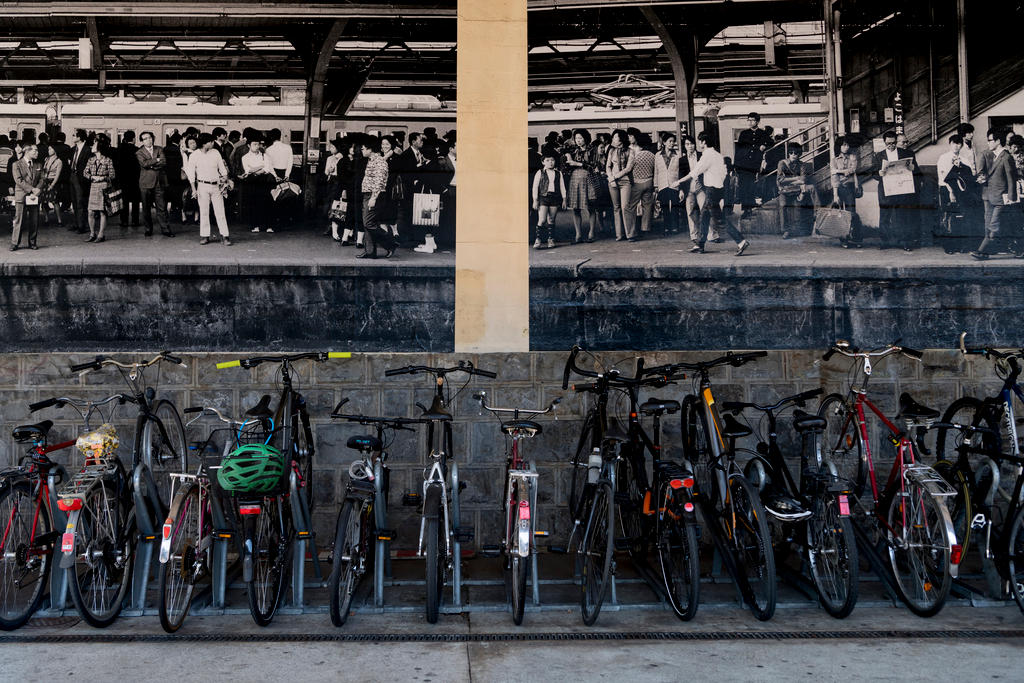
[
  {"x1": 1006, "y1": 503, "x2": 1024, "y2": 615},
  {"x1": 655, "y1": 481, "x2": 700, "y2": 621},
  {"x1": 806, "y1": 493, "x2": 858, "y2": 618},
  {"x1": 580, "y1": 480, "x2": 614, "y2": 626},
  {"x1": 424, "y1": 485, "x2": 445, "y2": 624},
  {"x1": 247, "y1": 496, "x2": 288, "y2": 626},
  {"x1": 616, "y1": 453, "x2": 647, "y2": 560},
  {"x1": 67, "y1": 482, "x2": 134, "y2": 627},
  {"x1": 506, "y1": 480, "x2": 530, "y2": 626},
  {"x1": 727, "y1": 474, "x2": 776, "y2": 621},
  {"x1": 568, "y1": 413, "x2": 596, "y2": 522},
  {"x1": 887, "y1": 479, "x2": 953, "y2": 617},
  {"x1": 682, "y1": 396, "x2": 715, "y2": 506},
  {"x1": 329, "y1": 499, "x2": 367, "y2": 627},
  {"x1": 142, "y1": 399, "x2": 188, "y2": 508},
  {"x1": 818, "y1": 394, "x2": 866, "y2": 496},
  {"x1": 0, "y1": 481, "x2": 52, "y2": 631},
  {"x1": 932, "y1": 460, "x2": 972, "y2": 562},
  {"x1": 158, "y1": 483, "x2": 202, "y2": 633}
]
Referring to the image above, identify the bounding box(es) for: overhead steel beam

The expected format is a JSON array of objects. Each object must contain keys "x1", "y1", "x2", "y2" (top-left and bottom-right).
[
  {"x1": 640, "y1": 6, "x2": 701, "y2": 136},
  {"x1": 2, "y1": 3, "x2": 456, "y2": 18},
  {"x1": 302, "y1": 19, "x2": 351, "y2": 212},
  {"x1": 529, "y1": 0, "x2": 798, "y2": 10}
]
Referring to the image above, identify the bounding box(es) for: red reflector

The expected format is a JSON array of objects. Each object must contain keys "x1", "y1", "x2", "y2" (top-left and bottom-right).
[
  {"x1": 951, "y1": 544, "x2": 963, "y2": 565},
  {"x1": 239, "y1": 505, "x2": 261, "y2": 516},
  {"x1": 57, "y1": 498, "x2": 82, "y2": 512},
  {"x1": 61, "y1": 532, "x2": 74, "y2": 553},
  {"x1": 630, "y1": 412, "x2": 637, "y2": 418},
  {"x1": 162, "y1": 522, "x2": 172, "y2": 540},
  {"x1": 518, "y1": 501, "x2": 531, "y2": 520},
  {"x1": 669, "y1": 477, "x2": 695, "y2": 490},
  {"x1": 684, "y1": 502, "x2": 695, "y2": 513},
  {"x1": 838, "y1": 495, "x2": 850, "y2": 517},
  {"x1": 682, "y1": 477, "x2": 694, "y2": 489}
]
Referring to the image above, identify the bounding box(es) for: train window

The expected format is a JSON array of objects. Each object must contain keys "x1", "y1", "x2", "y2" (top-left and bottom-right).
[{"x1": 18, "y1": 126, "x2": 38, "y2": 141}]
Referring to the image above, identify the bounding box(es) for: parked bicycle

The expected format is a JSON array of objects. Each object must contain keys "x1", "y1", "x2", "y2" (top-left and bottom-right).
[
  {"x1": 70, "y1": 353, "x2": 189, "y2": 508},
  {"x1": 384, "y1": 361, "x2": 497, "y2": 624},
  {"x1": 0, "y1": 413, "x2": 72, "y2": 630},
  {"x1": 933, "y1": 334, "x2": 1024, "y2": 612},
  {"x1": 723, "y1": 388, "x2": 860, "y2": 618},
  {"x1": 475, "y1": 391, "x2": 560, "y2": 625},
  {"x1": 216, "y1": 351, "x2": 346, "y2": 626},
  {"x1": 673, "y1": 351, "x2": 777, "y2": 620},
  {"x1": 818, "y1": 341, "x2": 962, "y2": 616},
  {"x1": 562, "y1": 347, "x2": 699, "y2": 625},
  {"x1": 328, "y1": 400, "x2": 420, "y2": 626}
]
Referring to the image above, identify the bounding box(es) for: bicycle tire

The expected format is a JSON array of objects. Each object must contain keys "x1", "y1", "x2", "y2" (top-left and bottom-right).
[
  {"x1": 933, "y1": 459, "x2": 973, "y2": 562},
  {"x1": 158, "y1": 483, "x2": 201, "y2": 633},
  {"x1": 329, "y1": 499, "x2": 365, "y2": 627},
  {"x1": 506, "y1": 480, "x2": 529, "y2": 626},
  {"x1": 805, "y1": 492, "x2": 858, "y2": 619},
  {"x1": 67, "y1": 481, "x2": 134, "y2": 628},
  {"x1": 655, "y1": 481, "x2": 700, "y2": 621},
  {"x1": 818, "y1": 394, "x2": 866, "y2": 497},
  {"x1": 886, "y1": 479, "x2": 953, "y2": 617},
  {"x1": 142, "y1": 399, "x2": 188, "y2": 509},
  {"x1": 580, "y1": 480, "x2": 614, "y2": 626},
  {"x1": 0, "y1": 481, "x2": 52, "y2": 630},
  {"x1": 616, "y1": 453, "x2": 647, "y2": 560},
  {"x1": 247, "y1": 496, "x2": 288, "y2": 626},
  {"x1": 294, "y1": 407, "x2": 315, "y2": 512},
  {"x1": 424, "y1": 493, "x2": 445, "y2": 624},
  {"x1": 568, "y1": 412, "x2": 596, "y2": 522},
  {"x1": 727, "y1": 474, "x2": 776, "y2": 621},
  {"x1": 1006, "y1": 502, "x2": 1024, "y2": 615},
  {"x1": 682, "y1": 396, "x2": 715, "y2": 507}
]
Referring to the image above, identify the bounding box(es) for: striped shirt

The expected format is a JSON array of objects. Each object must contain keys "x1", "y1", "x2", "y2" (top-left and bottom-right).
[
  {"x1": 631, "y1": 148, "x2": 655, "y2": 182},
  {"x1": 361, "y1": 153, "x2": 388, "y2": 196}
]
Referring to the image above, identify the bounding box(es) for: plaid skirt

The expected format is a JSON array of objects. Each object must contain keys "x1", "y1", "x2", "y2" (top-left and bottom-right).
[{"x1": 566, "y1": 168, "x2": 594, "y2": 210}]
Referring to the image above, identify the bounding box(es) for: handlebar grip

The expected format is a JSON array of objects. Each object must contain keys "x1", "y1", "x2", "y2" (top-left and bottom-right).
[
  {"x1": 473, "y1": 368, "x2": 497, "y2": 379},
  {"x1": 562, "y1": 347, "x2": 579, "y2": 390},
  {"x1": 747, "y1": 351, "x2": 769, "y2": 359},
  {"x1": 901, "y1": 346, "x2": 924, "y2": 360},
  {"x1": 70, "y1": 360, "x2": 98, "y2": 373},
  {"x1": 29, "y1": 397, "x2": 58, "y2": 412},
  {"x1": 384, "y1": 366, "x2": 408, "y2": 377},
  {"x1": 216, "y1": 360, "x2": 241, "y2": 369},
  {"x1": 183, "y1": 407, "x2": 204, "y2": 414},
  {"x1": 162, "y1": 353, "x2": 184, "y2": 365},
  {"x1": 822, "y1": 348, "x2": 835, "y2": 361},
  {"x1": 327, "y1": 352, "x2": 352, "y2": 359},
  {"x1": 796, "y1": 388, "x2": 825, "y2": 401},
  {"x1": 332, "y1": 398, "x2": 350, "y2": 414},
  {"x1": 720, "y1": 401, "x2": 746, "y2": 412},
  {"x1": 572, "y1": 382, "x2": 598, "y2": 393}
]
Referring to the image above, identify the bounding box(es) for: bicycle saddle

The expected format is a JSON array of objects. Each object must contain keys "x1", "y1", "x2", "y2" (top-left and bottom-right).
[
  {"x1": 639, "y1": 398, "x2": 681, "y2": 417},
  {"x1": 419, "y1": 396, "x2": 452, "y2": 422},
  {"x1": 347, "y1": 435, "x2": 382, "y2": 453},
  {"x1": 12, "y1": 420, "x2": 53, "y2": 443},
  {"x1": 897, "y1": 393, "x2": 940, "y2": 420},
  {"x1": 722, "y1": 413, "x2": 753, "y2": 439},
  {"x1": 245, "y1": 394, "x2": 274, "y2": 419},
  {"x1": 502, "y1": 420, "x2": 542, "y2": 437},
  {"x1": 792, "y1": 410, "x2": 827, "y2": 432}
]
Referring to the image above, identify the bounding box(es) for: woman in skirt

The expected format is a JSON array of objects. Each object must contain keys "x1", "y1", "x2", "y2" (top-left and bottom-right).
[
  {"x1": 378, "y1": 135, "x2": 400, "y2": 238},
  {"x1": 564, "y1": 128, "x2": 598, "y2": 243},
  {"x1": 83, "y1": 134, "x2": 116, "y2": 243}
]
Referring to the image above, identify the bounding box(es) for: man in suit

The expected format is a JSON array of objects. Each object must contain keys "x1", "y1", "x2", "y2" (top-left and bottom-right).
[
  {"x1": 136, "y1": 131, "x2": 173, "y2": 238},
  {"x1": 396, "y1": 132, "x2": 431, "y2": 245},
  {"x1": 117, "y1": 130, "x2": 141, "y2": 227},
  {"x1": 735, "y1": 112, "x2": 772, "y2": 218},
  {"x1": 69, "y1": 129, "x2": 92, "y2": 234},
  {"x1": 871, "y1": 129, "x2": 920, "y2": 250},
  {"x1": 51, "y1": 131, "x2": 73, "y2": 212},
  {"x1": 10, "y1": 143, "x2": 45, "y2": 250},
  {"x1": 972, "y1": 127, "x2": 1021, "y2": 259},
  {"x1": 163, "y1": 132, "x2": 184, "y2": 223}
]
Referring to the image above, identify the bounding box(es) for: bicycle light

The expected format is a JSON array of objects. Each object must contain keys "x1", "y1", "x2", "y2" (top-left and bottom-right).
[
  {"x1": 950, "y1": 544, "x2": 963, "y2": 565},
  {"x1": 669, "y1": 477, "x2": 694, "y2": 490}
]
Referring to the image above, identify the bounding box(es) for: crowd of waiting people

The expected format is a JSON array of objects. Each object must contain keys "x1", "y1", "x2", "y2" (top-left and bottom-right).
[
  {"x1": 0, "y1": 125, "x2": 456, "y2": 258},
  {"x1": 529, "y1": 113, "x2": 1024, "y2": 258}
]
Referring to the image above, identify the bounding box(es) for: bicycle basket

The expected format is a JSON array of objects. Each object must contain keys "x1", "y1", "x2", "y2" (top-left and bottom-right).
[
  {"x1": 217, "y1": 443, "x2": 286, "y2": 494},
  {"x1": 76, "y1": 423, "x2": 120, "y2": 464}
]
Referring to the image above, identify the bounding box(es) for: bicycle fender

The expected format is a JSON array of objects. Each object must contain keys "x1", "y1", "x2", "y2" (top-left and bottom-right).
[
  {"x1": 59, "y1": 509, "x2": 82, "y2": 569},
  {"x1": 903, "y1": 466, "x2": 961, "y2": 578},
  {"x1": 159, "y1": 484, "x2": 193, "y2": 564},
  {"x1": 423, "y1": 484, "x2": 443, "y2": 520}
]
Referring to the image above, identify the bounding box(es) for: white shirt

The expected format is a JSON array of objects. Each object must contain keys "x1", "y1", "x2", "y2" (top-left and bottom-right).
[
  {"x1": 241, "y1": 150, "x2": 271, "y2": 176},
  {"x1": 447, "y1": 152, "x2": 456, "y2": 187},
  {"x1": 937, "y1": 150, "x2": 965, "y2": 197},
  {"x1": 265, "y1": 141, "x2": 293, "y2": 178},
  {"x1": 689, "y1": 147, "x2": 727, "y2": 189},
  {"x1": 185, "y1": 148, "x2": 228, "y2": 184},
  {"x1": 885, "y1": 148, "x2": 900, "y2": 162}
]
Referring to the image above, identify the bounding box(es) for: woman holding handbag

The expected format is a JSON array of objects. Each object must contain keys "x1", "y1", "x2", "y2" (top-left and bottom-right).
[
  {"x1": 378, "y1": 135, "x2": 401, "y2": 238},
  {"x1": 830, "y1": 136, "x2": 862, "y2": 247},
  {"x1": 83, "y1": 134, "x2": 116, "y2": 243},
  {"x1": 605, "y1": 129, "x2": 635, "y2": 241}
]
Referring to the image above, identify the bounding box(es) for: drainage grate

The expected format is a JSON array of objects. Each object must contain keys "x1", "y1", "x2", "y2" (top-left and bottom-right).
[
  {"x1": 21, "y1": 616, "x2": 81, "y2": 629},
  {"x1": 1, "y1": 629, "x2": 1023, "y2": 644}
]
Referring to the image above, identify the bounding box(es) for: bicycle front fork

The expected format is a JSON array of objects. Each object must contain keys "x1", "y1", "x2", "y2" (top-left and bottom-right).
[{"x1": 506, "y1": 469, "x2": 538, "y2": 558}]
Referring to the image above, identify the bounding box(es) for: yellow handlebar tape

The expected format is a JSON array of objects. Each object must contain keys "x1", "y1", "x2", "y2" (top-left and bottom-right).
[
  {"x1": 216, "y1": 360, "x2": 241, "y2": 369},
  {"x1": 327, "y1": 352, "x2": 352, "y2": 359}
]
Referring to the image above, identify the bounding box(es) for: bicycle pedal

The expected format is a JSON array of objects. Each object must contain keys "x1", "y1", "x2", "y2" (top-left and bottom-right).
[
  {"x1": 376, "y1": 528, "x2": 396, "y2": 542},
  {"x1": 971, "y1": 513, "x2": 987, "y2": 530},
  {"x1": 454, "y1": 526, "x2": 475, "y2": 543},
  {"x1": 402, "y1": 491, "x2": 421, "y2": 507},
  {"x1": 547, "y1": 544, "x2": 568, "y2": 554},
  {"x1": 534, "y1": 530, "x2": 549, "y2": 537},
  {"x1": 479, "y1": 544, "x2": 502, "y2": 558}
]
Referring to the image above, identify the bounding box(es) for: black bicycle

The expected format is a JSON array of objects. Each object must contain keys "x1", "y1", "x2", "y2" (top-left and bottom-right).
[
  {"x1": 723, "y1": 388, "x2": 860, "y2": 618},
  {"x1": 70, "y1": 353, "x2": 188, "y2": 508},
  {"x1": 384, "y1": 361, "x2": 496, "y2": 623}
]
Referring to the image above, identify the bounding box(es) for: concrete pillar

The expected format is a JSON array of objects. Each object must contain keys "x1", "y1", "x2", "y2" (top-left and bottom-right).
[
  {"x1": 301, "y1": 20, "x2": 347, "y2": 214},
  {"x1": 640, "y1": 6, "x2": 698, "y2": 138},
  {"x1": 956, "y1": 0, "x2": 969, "y2": 123},
  {"x1": 823, "y1": 0, "x2": 839, "y2": 159},
  {"x1": 455, "y1": 0, "x2": 528, "y2": 352}
]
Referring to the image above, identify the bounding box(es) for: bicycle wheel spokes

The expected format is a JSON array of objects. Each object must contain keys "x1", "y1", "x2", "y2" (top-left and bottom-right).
[
  {"x1": 0, "y1": 483, "x2": 50, "y2": 629},
  {"x1": 329, "y1": 500, "x2": 364, "y2": 627},
  {"x1": 248, "y1": 497, "x2": 285, "y2": 626},
  {"x1": 1007, "y1": 505, "x2": 1024, "y2": 615},
  {"x1": 818, "y1": 395, "x2": 865, "y2": 495},
  {"x1": 580, "y1": 481, "x2": 614, "y2": 626},
  {"x1": 727, "y1": 475, "x2": 776, "y2": 620},
  {"x1": 159, "y1": 485, "x2": 201, "y2": 632},
  {"x1": 806, "y1": 494, "x2": 858, "y2": 618},
  {"x1": 143, "y1": 400, "x2": 188, "y2": 507},
  {"x1": 69, "y1": 482, "x2": 131, "y2": 627},
  {"x1": 656, "y1": 485, "x2": 700, "y2": 621},
  {"x1": 887, "y1": 481, "x2": 952, "y2": 616}
]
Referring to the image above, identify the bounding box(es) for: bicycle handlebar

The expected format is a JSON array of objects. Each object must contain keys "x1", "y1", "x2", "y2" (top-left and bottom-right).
[
  {"x1": 822, "y1": 341, "x2": 923, "y2": 363},
  {"x1": 722, "y1": 388, "x2": 824, "y2": 414},
  {"x1": 29, "y1": 393, "x2": 135, "y2": 413},
  {"x1": 70, "y1": 351, "x2": 187, "y2": 374},
  {"x1": 330, "y1": 400, "x2": 421, "y2": 430},
  {"x1": 562, "y1": 345, "x2": 673, "y2": 392},
  {"x1": 382, "y1": 362, "x2": 496, "y2": 379},
  {"x1": 656, "y1": 350, "x2": 768, "y2": 375},
  {"x1": 183, "y1": 405, "x2": 253, "y2": 427},
  {"x1": 958, "y1": 331, "x2": 1024, "y2": 363},
  {"x1": 216, "y1": 351, "x2": 350, "y2": 370},
  {"x1": 474, "y1": 392, "x2": 561, "y2": 415}
]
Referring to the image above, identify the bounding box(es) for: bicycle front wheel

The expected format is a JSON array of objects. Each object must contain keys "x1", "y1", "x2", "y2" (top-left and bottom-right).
[
  {"x1": 247, "y1": 497, "x2": 288, "y2": 626},
  {"x1": 329, "y1": 499, "x2": 367, "y2": 627},
  {"x1": 0, "y1": 481, "x2": 52, "y2": 631},
  {"x1": 818, "y1": 394, "x2": 865, "y2": 496},
  {"x1": 682, "y1": 396, "x2": 715, "y2": 505},
  {"x1": 1006, "y1": 502, "x2": 1024, "y2": 615},
  {"x1": 728, "y1": 474, "x2": 776, "y2": 621},
  {"x1": 158, "y1": 483, "x2": 202, "y2": 633},
  {"x1": 67, "y1": 482, "x2": 134, "y2": 627},
  {"x1": 580, "y1": 480, "x2": 614, "y2": 626},
  {"x1": 887, "y1": 480, "x2": 953, "y2": 617},
  {"x1": 142, "y1": 399, "x2": 188, "y2": 507},
  {"x1": 506, "y1": 480, "x2": 530, "y2": 626},
  {"x1": 424, "y1": 515, "x2": 444, "y2": 624},
  {"x1": 656, "y1": 481, "x2": 700, "y2": 621},
  {"x1": 806, "y1": 493, "x2": 858, "y2": 618}
]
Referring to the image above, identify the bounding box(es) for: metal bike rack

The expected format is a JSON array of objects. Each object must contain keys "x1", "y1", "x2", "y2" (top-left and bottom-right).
[
  {"x1": 450, "y1": 460, "x2": 463, "y2": 607},
  {"x1": 128, "y1": 463, "x2": 166, "y2": 614},
  {"x1": 285, "y1": 468, "x2": 322, "y2": 610},
  {"x1": 373, "y1": 458, "x2": 391, "y2": 608},
  {"x1": 46, "y1": 468, "x2": 70, "y2": 612}
]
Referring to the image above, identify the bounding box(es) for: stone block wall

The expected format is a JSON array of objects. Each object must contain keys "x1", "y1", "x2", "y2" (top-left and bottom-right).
[{"x1": 0, "y1": 349, "x2": 1007, "y2": 550}]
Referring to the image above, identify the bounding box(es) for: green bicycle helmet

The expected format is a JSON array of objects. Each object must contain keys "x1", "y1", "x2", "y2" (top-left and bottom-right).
[{"x1": 217, "y1": 443, "x2": 286, "y2": 494}]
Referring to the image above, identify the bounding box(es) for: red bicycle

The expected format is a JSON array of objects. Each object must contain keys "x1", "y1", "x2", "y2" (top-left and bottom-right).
[
  {"x1": 818, "y1": 341, "x2": 962, "y2": 616},
  {"x1": 0, "y1": 403, "x2": 75, "y2": 630}
]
